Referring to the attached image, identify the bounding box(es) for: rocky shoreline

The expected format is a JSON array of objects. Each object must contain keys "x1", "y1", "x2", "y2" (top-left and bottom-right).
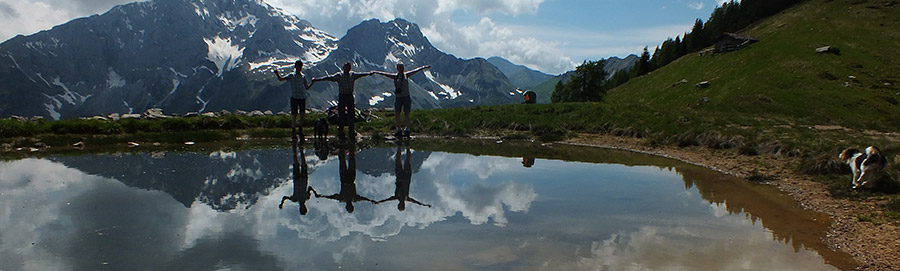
[{"x1": 564, "y1": 133, "x2": 898, "y2": 271}]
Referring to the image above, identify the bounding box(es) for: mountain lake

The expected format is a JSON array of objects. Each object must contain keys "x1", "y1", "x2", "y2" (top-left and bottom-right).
[{"x1": 0, "y1": 139, "x2": 856, "y2": 270}]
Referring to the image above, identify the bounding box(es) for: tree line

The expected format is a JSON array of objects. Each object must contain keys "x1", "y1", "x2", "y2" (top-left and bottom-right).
[{"x1": 552, "y1": 0, "x2": 804, "y2": 103}]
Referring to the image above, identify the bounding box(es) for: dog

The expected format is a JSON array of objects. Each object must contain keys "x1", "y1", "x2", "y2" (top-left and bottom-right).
[
  {"x1": 313, "y1": 117, "x2": 328, "y2": 140},
  {"x1": 839, "y1": 146, "x2": 887, "y2": 189}
]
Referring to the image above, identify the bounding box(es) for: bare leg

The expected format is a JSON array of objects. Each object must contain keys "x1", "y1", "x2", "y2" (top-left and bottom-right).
[{"x1": 403, "y1": 111, "x2": 411, "y2": 130}]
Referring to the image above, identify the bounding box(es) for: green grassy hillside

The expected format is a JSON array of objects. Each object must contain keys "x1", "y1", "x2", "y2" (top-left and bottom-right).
[{"x1": 604, "y1": 0, "x2": 900, "y2": 150}]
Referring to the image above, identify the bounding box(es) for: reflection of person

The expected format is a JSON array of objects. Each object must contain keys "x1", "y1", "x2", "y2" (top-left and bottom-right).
[
  {"x1": 522, "y1": 157, "x2": 535, "y2": 168},
  {"x1": 274, "y1": 60, "x2": 314, "y2": 142},
  {"x1": 316, "y1": 139, "x2": 376, "y2": 213},
  {"x1": 374, "y1": 64, "x2": 431, "y2": 137},
  {"x1": 378, "y1": 142, "x2": 431, "y2": 211},
  {"x1": 279, "y1": 143, "x2": 316, "y2": 215},
  {"x1": 312, "y1": 62, "x2": 376, "y2": 139}
]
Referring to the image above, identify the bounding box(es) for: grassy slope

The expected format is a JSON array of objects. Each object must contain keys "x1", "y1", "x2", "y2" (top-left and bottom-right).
[{"x1": 604, "y1": 0, "x2": 900, "y2": 152}]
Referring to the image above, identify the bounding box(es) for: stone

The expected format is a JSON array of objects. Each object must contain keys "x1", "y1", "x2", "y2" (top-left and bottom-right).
[
  {"x1": 263, "y1": 110, "x2": 273, "y2": 116},
  {"x1": 201, "y1": 112, "x2": 217, "y2": 117},
  {"x1": 142, "y1": 108, "x2": 169, "y2": 119},
  {"x1": 815, "y1": 46, "x2": 840, "y2": 55},
  {"x1": 695, "y1": 81, "x2": 711, "y2": 88},
  {"x1": 121, "y1": 114, "x2": 141, "y2": 119},
  {"x1": 107, "y1": 113, "x2": 120, "y2": 121},
  {"x1": 248, "y1": 110, "x2": 265, "y2": 117}
]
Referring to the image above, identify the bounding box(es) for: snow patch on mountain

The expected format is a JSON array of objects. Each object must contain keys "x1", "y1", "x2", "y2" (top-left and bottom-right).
[
  {"x1": 424, "y1": 71, "x2": 460, "y2": 99},
  {"x1": 204, "y1": 36, "x2": 244, "y2": 77},
  {"x1": 388, "y1": 36, "x2": 420, "y2": 58},
  {"x1": 368, "y1": 95, "x2": 384, "y2": 106},
  {"x1": 107, "y1": 69, "x2": 126, "y2": 88},
  {"x1": 218, "y1": 12, "x2": 257, "y2": 32}
]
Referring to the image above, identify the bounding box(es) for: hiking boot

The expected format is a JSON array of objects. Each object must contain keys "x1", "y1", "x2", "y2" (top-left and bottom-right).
[
  {"x1": 403, "y1": 128, "x2": 411, "y2": 138},
  {"x1": 393, "y1": 128, "x2": 403, "y2": 138}
]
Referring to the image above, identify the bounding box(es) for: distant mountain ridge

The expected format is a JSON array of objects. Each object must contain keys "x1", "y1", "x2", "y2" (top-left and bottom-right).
[
  {"x1": 486, "y1": 57, "x2": 553, "y2": 90},
  {"x1": 0, "y1": 0, "x2": 518, "y2": 119},
  {"x1": 526, "y1": 54, "x2": 638, "y2": 103}
]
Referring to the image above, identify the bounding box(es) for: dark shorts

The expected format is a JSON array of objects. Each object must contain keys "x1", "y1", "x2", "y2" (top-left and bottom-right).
[
  {"x1": 290, "y1": 98, "x2": 306, "y2": 115},
  {"x1": 395, "y1": 96, "x2": 411, "y2": 114},
  {"x1": 338, "y1": 94, "x2": 354, "y2": 110}
]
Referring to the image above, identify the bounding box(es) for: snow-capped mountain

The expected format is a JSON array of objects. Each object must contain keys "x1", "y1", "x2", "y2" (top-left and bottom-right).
[
  {"x1": 304, "y1": 18, "x2": 519, "y2": 110},
  {"x1": 0, "y1": 0, "x2": 518, "y2": 120},
  {"x1": 0, "y1": 0, "x2": 337, "y2": 119}
]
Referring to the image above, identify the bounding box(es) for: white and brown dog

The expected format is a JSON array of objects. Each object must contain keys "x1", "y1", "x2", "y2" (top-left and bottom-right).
[{"x1": 839, "y1": 146, "x2": 887, "y2": 189}]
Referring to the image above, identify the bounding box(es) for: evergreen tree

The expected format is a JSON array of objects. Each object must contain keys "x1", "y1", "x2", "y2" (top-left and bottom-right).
[
  {"x1": 632, "y1": 47, "x2": 652, "y2": 77},
  {"x1": 551, "y1": 60, "x2": 608, "y2": 102}
]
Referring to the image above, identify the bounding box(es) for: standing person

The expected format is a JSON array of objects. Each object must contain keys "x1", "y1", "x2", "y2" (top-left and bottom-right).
[
  {"x1": 312, "y1": 62, "x2": 375, "y2": 138},
  {"x1": 275, "y1": 60, "x2": 314, "y2": 142},
  {"x1": 375, "y1": 64, "x2": 431, "y2": 137}
]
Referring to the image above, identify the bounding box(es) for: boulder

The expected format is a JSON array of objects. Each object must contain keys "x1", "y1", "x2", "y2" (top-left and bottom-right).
[
  {"x1": 263, "y1": 110, "x2": 274, "y2": 116},
  {"x1": 30, "y1": 116, "x2": 45, "y2": 122},
  {"x1": 121, "y1": 114, "x2": 141, "y2": 119},
  {"x1": 11, "y1": 115, "x2": 27, "y2": 122},
  {"x1": 107, "y1": 113, "x2": 120, "y2": 121},
  {"x1": 695, "y1": 81, "x2": 711, "y2": 88},
  {"x1": 201, "y1": 112, "x2": 217, "y2": 117},
  {"x1": 248, "y1": 110, "x2": 265, "y2": 117},
  {"x1": 815, "y1": 46, "x2": 840, "y2": 55},
  {"x1": 143, "y1": 108, "x2": 169, "y2": 119}
]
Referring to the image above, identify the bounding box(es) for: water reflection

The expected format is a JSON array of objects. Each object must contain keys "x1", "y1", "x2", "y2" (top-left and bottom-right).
[
  {"x1": 315, "y1": 139, "x2": 378, "y2": 213},
  {"x1": 0, "y1": 141, "x2": 855, "y2": 270},
  {"x1": 377, "y1": 142, "x2": 432, "y2": 211},
  {"x1": 278, "y1": 142, "x2": 316, "y2": 215}
]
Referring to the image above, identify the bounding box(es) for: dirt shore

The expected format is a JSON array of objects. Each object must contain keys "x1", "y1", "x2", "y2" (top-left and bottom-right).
[{"x1": 563, "y1": 133, "x2": 898, "y2": 271}]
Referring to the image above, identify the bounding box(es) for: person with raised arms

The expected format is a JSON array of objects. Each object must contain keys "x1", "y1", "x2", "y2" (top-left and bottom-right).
[
  {"x1": 312, "y1": 62, "x2": 376, "y2": 139},
  {"x1": 374, "y1": 63, "x2": 431, "y2": 138}
]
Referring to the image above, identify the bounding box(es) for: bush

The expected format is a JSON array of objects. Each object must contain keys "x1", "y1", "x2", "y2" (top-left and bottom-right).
[
  {"x1": 49, "y1": 119, "x2": 121, "y2": 135},
  {"x1": 0, "y1": 119, "x2": 39, "y2": 137}
]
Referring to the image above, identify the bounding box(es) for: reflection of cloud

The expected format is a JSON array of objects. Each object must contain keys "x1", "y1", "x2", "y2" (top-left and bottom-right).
[
  {"x1": 576, "y1": 225, "x2": 840, "y2": 271},
  {"x1": 436, "y1": 181, "x2": 536, "y2": 226},
  {"x1": 0, "y1": 159, "x2": 191, "y2": 270},
  {"x1": 421, "y1": 152, "x2": 520, "y2": 180}
]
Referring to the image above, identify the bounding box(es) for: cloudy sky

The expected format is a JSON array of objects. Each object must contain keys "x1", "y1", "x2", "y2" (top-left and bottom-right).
[{"x1": 0, "y1": 0, "x2": 730, "y2": 74}]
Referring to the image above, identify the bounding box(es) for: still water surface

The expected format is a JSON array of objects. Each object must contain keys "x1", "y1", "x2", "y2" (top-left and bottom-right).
[{"x1": 0, "y1": 140, "x2": 854, "y2": 270}]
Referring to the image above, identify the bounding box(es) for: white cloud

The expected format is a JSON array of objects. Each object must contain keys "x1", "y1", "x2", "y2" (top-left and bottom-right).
[
  {"x1": 0, "y1": 0, "x2": 133, "y2": 42},
  {"x1": 264, "y1": 0, "x2": 576, "y2": 73},
  {"x1": 689, "y1": 2, "x2": 704, "y2": 10}
]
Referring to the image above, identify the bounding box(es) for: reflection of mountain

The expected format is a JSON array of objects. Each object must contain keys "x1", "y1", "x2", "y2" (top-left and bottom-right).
[
  {"x1": 354, "y1": 147, "x2": 430, "y2": 176},
  {"x1": 51, "y1": 149, "x2": 291, "y2": 211}
]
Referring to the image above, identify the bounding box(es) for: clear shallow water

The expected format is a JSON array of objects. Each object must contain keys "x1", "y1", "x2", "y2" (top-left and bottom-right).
[{"x1": 0, "y1": 141, "x2": 854, "y2": 270}]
